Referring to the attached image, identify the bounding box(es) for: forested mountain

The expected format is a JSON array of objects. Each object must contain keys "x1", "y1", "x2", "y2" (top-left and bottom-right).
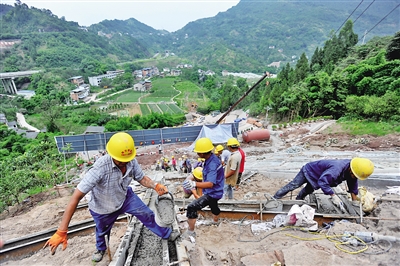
[
  {"x1": 0, "y1": 0, "x2": 399, "y2": 72},
  {"x1": 0, "y1": 3, "x2": 151, "y2": 72},
  {"x1": 167, "y1": 0, "x2": 400, "y2": 72}
]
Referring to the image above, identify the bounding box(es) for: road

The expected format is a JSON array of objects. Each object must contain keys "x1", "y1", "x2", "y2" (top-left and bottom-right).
[{"x1": 16, "y1": 112, "x2": 40, "y2": 132}]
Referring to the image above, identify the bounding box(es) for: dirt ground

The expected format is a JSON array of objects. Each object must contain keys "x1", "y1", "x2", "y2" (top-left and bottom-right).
[{"x1": 1, "y1": 121, "x2": 399, "y2": 265}]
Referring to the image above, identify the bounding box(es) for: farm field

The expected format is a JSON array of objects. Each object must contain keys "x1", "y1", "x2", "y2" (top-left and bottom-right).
[
  {"x1": 174, "y1": 81, "x2": 208, "y2": 109},
  {"x1": 92, "y1": 77, "x2": 189, "y2": 116},
  {"x1": 101, "y1": 91, "x2": 143, "y2": 102}
]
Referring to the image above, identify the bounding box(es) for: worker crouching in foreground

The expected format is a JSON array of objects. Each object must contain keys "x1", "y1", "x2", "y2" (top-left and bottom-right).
[
  {"x1": 43, "y1": 132, "x2": 180, "y2": 262},
  {"x1": 273, "y1": 158, "x2": 374, "y2": 209},
  {"x1": 182, "y1": 138, "x2": 224, "y2": 239},
  {"x1": 183, "y1": 167, "x2": 204, "y2": 199}
]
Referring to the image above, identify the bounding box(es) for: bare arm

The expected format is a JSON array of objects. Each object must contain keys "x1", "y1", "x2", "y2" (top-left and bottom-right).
[
  {"x1": 225, "y1": 169, "x2": 236, "y2": 179},
  {"x1": 58, "y1": 188, "x2": 86, "y2": 231},
  {"x1": 139, "y1": 175, "x2": 157, "y2": 189}
]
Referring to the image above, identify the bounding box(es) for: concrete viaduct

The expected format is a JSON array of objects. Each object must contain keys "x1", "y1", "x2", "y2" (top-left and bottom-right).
[{"x1": 0, "y1": 70, "x2": 41, "y2": 94}]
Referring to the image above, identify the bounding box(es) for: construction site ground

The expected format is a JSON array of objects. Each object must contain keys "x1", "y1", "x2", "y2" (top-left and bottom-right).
[{"x1": 1, "y1": 120, "x2": 399, "y2": 265}]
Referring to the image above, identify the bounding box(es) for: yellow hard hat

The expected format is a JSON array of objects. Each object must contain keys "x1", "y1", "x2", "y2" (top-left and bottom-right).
[
  {"x1": 350, "y1": 158, "x2": 374, "y2": 180},
  {"x1": 193, "y1": 138, "x2": 214, "y2": 153},
  {"x1": 192, "y1": 167, "x2": 203, "y2": 180},
  {"x1": 215, "y1": 144, "x2": 224, "y2": 152},
  {"x1": 171, "y1": 156, "x2": 174, "y2": 158},
  {"x1": 227, "y1": 137, "x2": 240, "y2": 147},
  {"x1": 106, "y1": 132, "x2": 136, "y2": 162}
]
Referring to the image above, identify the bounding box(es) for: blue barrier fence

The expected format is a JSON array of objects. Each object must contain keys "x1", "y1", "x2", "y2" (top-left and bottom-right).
[{"x1": 54, "y1": 123, "x2": 239, "y2": 154}]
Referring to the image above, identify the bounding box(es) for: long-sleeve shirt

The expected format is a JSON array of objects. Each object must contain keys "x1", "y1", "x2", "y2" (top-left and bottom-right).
[{"x1": 302, "y1": 159, "x2": 358, "y2": 196}]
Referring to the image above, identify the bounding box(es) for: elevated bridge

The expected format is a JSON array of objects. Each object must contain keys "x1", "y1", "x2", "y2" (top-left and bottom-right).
[{"x1": 0, "y1": 70, "x2": 41, "y2": 94}]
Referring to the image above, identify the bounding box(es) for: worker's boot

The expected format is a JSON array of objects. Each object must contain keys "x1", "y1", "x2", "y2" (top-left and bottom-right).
[{"x1": 92, "y1": 250, "x2": 105, "y2": 262}]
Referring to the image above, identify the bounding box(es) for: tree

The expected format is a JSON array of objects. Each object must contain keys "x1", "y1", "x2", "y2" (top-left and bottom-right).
[
  {"x1": 386, "y1": 31, "x2": 400, "y2": 61},
  {"x1": 294, "y1": 53, "x2": 310, "y2": 82}
]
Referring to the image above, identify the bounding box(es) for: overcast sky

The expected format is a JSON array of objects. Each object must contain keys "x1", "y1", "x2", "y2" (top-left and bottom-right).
[{"x1": 5, "y1": 0, "x2": 240, "y2": 32}]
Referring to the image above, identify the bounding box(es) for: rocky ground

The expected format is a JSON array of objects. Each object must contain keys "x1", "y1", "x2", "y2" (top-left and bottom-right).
[{"x1": 0, "y1": 121, "x2": 399, "y2": 265}]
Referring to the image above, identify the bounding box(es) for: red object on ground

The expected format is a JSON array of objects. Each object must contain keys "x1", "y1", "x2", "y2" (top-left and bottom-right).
[{"x1": 242, "y1": 129, "x2": 270, "y2": 143}]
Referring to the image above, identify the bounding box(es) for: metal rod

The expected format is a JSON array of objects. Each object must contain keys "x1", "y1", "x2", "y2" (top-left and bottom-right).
[
  {"x1": 215, "y1": 72, "x2": 270, "y2": 124},
  {"x1": 105, "y1": 235, "x2": 112, "y2": 262}
]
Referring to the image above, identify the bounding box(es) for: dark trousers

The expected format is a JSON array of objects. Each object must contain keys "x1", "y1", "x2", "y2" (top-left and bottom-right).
[
  {"x1": 273, "y1": 167, "x2": 314, "y2": 200},
  {"x1": 186, "y1": 194, "x2": 220, "y2": 219}
]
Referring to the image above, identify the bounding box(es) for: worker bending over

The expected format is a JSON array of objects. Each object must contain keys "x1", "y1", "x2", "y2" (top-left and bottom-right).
[
  {"x1": 273, "y1": 158, "x2": 374, "y2": 209},
  {"x1": 183, "y1": 167, "x2": 204, "y2": 199}
]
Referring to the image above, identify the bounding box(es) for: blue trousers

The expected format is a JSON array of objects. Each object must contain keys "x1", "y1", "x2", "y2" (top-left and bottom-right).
[
  {"x1": 90, "y1": 187, "x2": 171, "y2": 251},
  {"x1": 224, "y1": 184, "x2": 234, "y2": 200},
  {"x1": 273, "y1": 167, "x2": 314, "y2": 200}
]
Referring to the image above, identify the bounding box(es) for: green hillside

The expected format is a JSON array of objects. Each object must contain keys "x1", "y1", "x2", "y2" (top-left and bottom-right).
[{"x1": 0, "y1": 3, "x2": 150, "y2": 72}]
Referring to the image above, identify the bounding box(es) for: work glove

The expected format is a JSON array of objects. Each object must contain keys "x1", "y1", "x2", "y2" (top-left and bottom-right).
[
  {"x1": 43, "y1": 229, "x2": 68, "y2": 255},
  {"x1": 183, "y1": 180, "x2": 196, "y2": 191},
  {"x1": 155, "y1": 183, "x2": 168, "y2": 196},
  {"x1": 331, "y1": 195, "x2": 345, "y2": 210}
]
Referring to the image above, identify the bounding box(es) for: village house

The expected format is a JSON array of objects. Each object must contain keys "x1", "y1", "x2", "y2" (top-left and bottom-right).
[
  {"x1": 88, "y1": 70, "x2": 124, "y2": 86},
  {"x1": 70, "y1": 84, "x2": 90, "y2": 101},
  {"x1": 68, "y1": 76, "x2": 85, "y2": 86}
]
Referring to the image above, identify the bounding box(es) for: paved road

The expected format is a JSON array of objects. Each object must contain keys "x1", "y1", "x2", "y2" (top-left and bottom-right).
[{"x1": 16, "y1": 112, "x2": 40, "y2": 132}]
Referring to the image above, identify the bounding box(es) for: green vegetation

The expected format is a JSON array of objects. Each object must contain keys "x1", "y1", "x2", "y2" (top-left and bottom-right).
[
  {"x1": 101, "y1": 90, "x2": 143, "y2": 102},
  {"x1": 337, "y1": 120, "x2": 400, "y2": 136},
  {"x1": 148, "y1": 104, "x2": 162, "y2": 113},
  {"x1": 0, "y1": 2, "x2": 399, "y2": 214},
  {"x1": 140, "y1": 104, "x2": 151, "y2": 115},
  {"x1": 251, "y1": 23, "x2": 400, "y2": 125},
  {"x1": 167, "y1": 104, "x2": 184, "y2": 114}
]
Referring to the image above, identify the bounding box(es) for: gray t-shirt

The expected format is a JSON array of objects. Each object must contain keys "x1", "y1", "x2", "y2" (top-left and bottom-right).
[{"x1": 77, "y1": 155, "x2": 144, "y2": 214}]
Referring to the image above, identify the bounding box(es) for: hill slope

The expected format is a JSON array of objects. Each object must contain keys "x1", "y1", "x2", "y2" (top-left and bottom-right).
[{"x1": 166, "y1": 0, "x2": 400, "y2": 72}]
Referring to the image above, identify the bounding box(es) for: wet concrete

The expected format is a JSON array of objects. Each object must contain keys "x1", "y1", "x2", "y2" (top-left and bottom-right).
[{"x1": 155, "y1": 193, "x2": 176, "y2": 227}]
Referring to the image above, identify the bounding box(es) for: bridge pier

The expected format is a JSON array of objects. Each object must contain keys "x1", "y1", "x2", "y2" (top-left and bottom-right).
[
  {"x1": 1, "y1": 78, "x2": 17, "y2": 94},
  {"x1": 0, "y1": 70, "x2": 41, "y2": 95}
]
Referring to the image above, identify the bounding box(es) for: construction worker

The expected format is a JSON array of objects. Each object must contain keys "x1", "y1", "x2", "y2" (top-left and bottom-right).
[
  {"x1": 182, "y1": 155, "x2": 192, "y2": 173},
  {"x1": 43, "y1": 132, "x2": 179, "y2": 262},
  {"x1": 194, "y1": 157, "x2": 205, "y2": 168},
  {"x1": 171, "y1": 156, "x2": 177, "y2": 171},
  {"x1": 163, "y1": 158, "x2": 171, "y2": 172},
  {"x1": 158, "y1": 144, "x2": 163, "y2": 154},
  {"x1": 236, "y1": 145, "x2": 246, "y2": 190},
  {"x1": 182, "y1": 167, "x2": 204, "y2": 199},
  {"x1": 178, "y1": 157, "x2": 183, "y2": 173},
  {"x1": 182, "y1": 138, "x2": 224, "y2": 239},
  {"x1": 224, "y1": 138, "x2": 242, "y2": 200},
  {"x1": 273, "y1": 158, "x2": 374, "y2": 209},
  {"x1": 214, "y1": 144, "x2": 231, "y2": 166}
]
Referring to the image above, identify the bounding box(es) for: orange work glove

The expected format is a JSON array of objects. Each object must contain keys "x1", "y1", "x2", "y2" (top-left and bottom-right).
[
  {"x1": 43, "y1": 229, "x2": 68, "y2": 255},
  {"x1": 155, "y1": 183, "x2": 168, "y2": 196}
]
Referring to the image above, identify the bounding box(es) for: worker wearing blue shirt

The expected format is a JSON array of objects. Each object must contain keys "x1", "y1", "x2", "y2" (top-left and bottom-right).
[
  {"x1": 182, "y1": 138, "x2": 224, "y2": 239},
  {"x1": 273, "y1": 158, "x2": 374, "y2": 209}
]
